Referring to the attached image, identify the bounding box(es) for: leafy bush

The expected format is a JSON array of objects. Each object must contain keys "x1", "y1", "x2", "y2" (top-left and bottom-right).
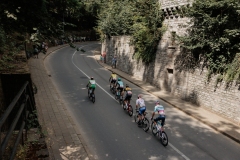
[
  {"x1": 95, "y1": 0, "x2": 165, "y2": 64},
  {"x1": 178, "y1": 0, "x2": 240, "y2": 83}
]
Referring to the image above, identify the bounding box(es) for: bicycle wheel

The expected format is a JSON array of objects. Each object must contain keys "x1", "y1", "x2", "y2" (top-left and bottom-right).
[
  {"x1": 128, "y1": 105, "x2": 133, "y2": 117},
  {"x1": 92, "y1": 95, "x2": 95, "y2": 103},
  {"x1": 151, "y1": 122, "x2": 158, "y2": 136},
  {"x1": 160, "y1": 131, "x2": 168, "y2": 146},
  {"x1": 122, "y1": 102, "x2": 126, "y2": 110},
  {"x1": 134, "y1": 110, "x2": 139, "y2": 123},
  {"x1": 112, "y1": 87, "x2": 116, "y2": 94},
  {"x1": 119, "y1": 98, "x2": 123, "y2": 105},
  {"x1": 115, "y1": 93, "x2": 118, "y2": 100},
  {"x1": 142, "y1": 117, "x2": 150, "y2": 132},
  {"x1": 110, "y1": 84, "x2": 112, "y2": 92},
  {"x1": 134, "y1": 114, "x2": 137, "y2": 122}
]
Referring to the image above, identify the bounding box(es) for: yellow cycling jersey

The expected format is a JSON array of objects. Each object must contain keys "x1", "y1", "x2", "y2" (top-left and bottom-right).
[
  {"x1": 111, "y1": 74, "x2": 117, "y2": 79},
  {"x1": 124, "y1": 87, "x2": 132, "y2": 91}
]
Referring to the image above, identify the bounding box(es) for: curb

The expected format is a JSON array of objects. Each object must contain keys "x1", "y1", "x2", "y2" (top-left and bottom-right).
[{"x1": 94, "y1": 58, "x2": 240, "y2": 145}]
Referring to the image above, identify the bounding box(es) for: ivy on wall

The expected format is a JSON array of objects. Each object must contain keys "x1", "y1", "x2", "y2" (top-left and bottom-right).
[
  {"x1": 95, "y1": 0, "x2": 165, "y2": 64},
  {"x1": 132, "y1": 0, "x2": 165, "y2": 64},
  {"x1": 178, "y1": 0, "x2": 240, "y2": 83}
]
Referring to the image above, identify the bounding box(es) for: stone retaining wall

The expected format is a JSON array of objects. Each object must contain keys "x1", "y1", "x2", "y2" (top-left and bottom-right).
[{"x1": 101, "y1": 0, "x2": 240, "y2": 124}]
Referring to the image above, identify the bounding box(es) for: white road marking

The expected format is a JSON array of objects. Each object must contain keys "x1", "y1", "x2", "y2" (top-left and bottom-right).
[
  {"x1": 71, "y1": 45, "x2": 190, "y2": 160},
  {"x1": 71, "y1": 45, "x2": 118, "y2": 102}
]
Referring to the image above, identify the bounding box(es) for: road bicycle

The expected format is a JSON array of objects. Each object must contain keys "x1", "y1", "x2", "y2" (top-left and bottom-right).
[
  {"x1": 151, "y1": 120, "x2": 168, "y2": 146},
  {"x1": 134, "y1": 109, "x2": 149, "y2": 132},
  {"x1": 122, "y1": 100, "x2": 133, "y2": 116},
  {"x1": 88, "y1": 89, "x2": 95, "y2": 103},
  {"x1": 110, "y1": 83, "x2": 116, "y2": 94},
  {"x1": 115, "y1": 89, "x2": 123, "y2": 105}
]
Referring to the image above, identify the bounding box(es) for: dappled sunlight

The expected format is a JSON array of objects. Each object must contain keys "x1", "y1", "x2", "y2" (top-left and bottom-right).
[
  {"x1": 173, "y1": 118, "x2": 184, "y2": 124},
  {"x1": 85, "y1": 55, "x2": 96, "y2": 58},
  {"x1": 146, "y1": 135, "x2": 152, "y2": 140},
  {"x1": 59, "y1": 145, "x2": 85, "y2": 159},
  {"x1": 148, "y1": 155, "x2": 182, "y2": 160},
  {"x1": 148, "y1": 155, "x2": 163, "y2": 160},
  {"x1": 173, "y1": 131, "x2": 183, "y2": 138}
]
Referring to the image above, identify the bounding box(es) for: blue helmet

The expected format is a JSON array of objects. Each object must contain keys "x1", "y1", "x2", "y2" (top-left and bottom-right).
[{"x1": 118, "y1": 78, "x2": 121, "y2": 81}]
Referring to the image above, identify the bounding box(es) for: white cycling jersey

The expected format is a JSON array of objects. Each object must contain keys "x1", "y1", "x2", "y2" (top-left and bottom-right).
[{"x1": 136, "y1": 98, "x2": 146, "y2": 107}]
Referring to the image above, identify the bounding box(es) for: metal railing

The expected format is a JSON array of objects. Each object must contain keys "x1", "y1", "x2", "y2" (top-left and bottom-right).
[{"x1": 0, "y1": 81, "x2": 36, "y2": 160}]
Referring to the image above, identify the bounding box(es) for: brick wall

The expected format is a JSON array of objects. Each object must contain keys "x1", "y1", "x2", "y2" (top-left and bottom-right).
[{"x1": 101, "y1": 0, "x2": 240, "y2": 124}]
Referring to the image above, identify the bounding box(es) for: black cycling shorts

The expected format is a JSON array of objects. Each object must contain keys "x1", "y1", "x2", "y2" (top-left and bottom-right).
[
  {"x1": 117, "y1": 87, "x2": 123, "y2": 93},
  {"x1": 124, "y1": 94, "x2": 132, "y2": 101},
  {"x1": 111, "y1": 79, "x2": 116, "y2": 84},
  {"x1": 154, "y1": 116, "x2": 165, "y2": 127}
]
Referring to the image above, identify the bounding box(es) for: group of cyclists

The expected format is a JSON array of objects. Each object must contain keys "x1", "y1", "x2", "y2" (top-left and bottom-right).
[{"x1": 86, "y1": 71, "x2": 166, "y2": 130}]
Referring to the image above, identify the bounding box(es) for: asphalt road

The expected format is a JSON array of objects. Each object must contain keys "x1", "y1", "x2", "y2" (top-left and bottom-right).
[{"x1": 44, "y1": 42, "x2": 240, "y2": 160}]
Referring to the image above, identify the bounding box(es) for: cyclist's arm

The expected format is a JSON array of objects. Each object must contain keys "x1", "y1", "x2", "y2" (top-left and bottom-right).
[
  {"x1": 151, "y1": 112, "x2": 156, "y2": 120},
  {"x1": 136, "y1": 99, "x2": 139, "y2": 109},
  {"x1": 109, "y1": 76, "x2": 112, "y2": 82}
]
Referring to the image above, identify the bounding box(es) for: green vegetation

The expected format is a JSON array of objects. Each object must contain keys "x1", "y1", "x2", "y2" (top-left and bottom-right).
[
  {"x1": 178, "y1": 0, "x2": 240, "y2": 83},
  {"x1": 0, "y1": 0, "x2": 97, "y2": 72},
  {"x1": 95, "y1": 0, "x2": 165, "y2": 64}
]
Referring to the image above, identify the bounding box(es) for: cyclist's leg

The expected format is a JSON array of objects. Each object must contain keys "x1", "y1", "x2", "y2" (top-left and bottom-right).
[
  {"x1": 123, "y1": 94, "x2": 127, "y2": 105},
  {"x1": 120, "y1": 89, "x2": 124, "y2": 97},
  {"x1": 128, "y1": 96, "x2": 131, "y2": 104},
  {"x1": 153, "y1": 116, "x2": 161, "y2": 127},
  {"x1": 111, "y1": 80, "x2": 114, "y2": 88},
  {"x1": 159, "y1": 116, "x2": 165, "y2": 131},
  {"x1": 138, "y1": 107, "x2": 144, "y2": 122},
  {"x1": 141, "y1": 107, "x2": 146, "y2": 120},
  {"x1": 119, "y1": 88, "x2": 123, "y2": 97}
]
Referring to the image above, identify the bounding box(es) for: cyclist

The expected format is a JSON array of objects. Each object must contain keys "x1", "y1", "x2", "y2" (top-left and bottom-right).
[
  {"x1": 151, "y1": 101, "x2": 165, "y2": 131},
  {"x1": 115, "y1": 78, "x2": 124, "y2": 98},
  {"x1": 123, "y1": 84, "x2": 132, "y2": 109},
  {"x1": 136, "y1": 94, "x2": 146, "y2": 125},
  {"x1": 86, "y1": 77, "x2": 96, "y2": 96},
  {"x1": 109, "y1": 71, "x2": 117, "y2": 89}
]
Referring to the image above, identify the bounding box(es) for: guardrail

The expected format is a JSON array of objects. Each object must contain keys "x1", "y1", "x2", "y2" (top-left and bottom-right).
[{"x1": 0, "y1": 81, "x2": 36, "y2": 160}]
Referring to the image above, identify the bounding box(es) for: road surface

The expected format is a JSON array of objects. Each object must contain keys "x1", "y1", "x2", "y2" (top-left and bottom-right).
[{"x1": 44, "y1": 42, "x2": 240, "y2": 160}]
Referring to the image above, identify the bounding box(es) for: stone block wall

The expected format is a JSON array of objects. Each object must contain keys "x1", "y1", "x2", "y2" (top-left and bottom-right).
[{"x1": 101, "y1": 0, "x2": 240, "y2": 124}]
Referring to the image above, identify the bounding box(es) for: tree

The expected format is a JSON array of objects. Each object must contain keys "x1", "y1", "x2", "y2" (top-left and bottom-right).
[
  {"x1": 178, "y1": 0, "x2": 240, "y2": 83},
  {"x1": 95, "y1": 0, "x2": 165, "y2": 63}
]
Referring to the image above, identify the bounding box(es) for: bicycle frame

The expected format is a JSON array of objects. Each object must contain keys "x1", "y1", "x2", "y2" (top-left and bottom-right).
[{"x1": 151, "y1": 119, "x2": 168, "y2": 146}]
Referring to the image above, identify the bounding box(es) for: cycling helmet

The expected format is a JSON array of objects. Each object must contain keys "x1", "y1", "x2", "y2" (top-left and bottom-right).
[
  {"x1": 118, "y1": 78, "x2": 121, "y2": 81},
  {"x1": 90, "y1": 77, "x2": 94, "y2": 80},
  {"x1": 138, "y1": 94, "x2": 142, "y2": 98},
  {"x1": 155, "y1": 101, "x2": 160, "y2": 105},
  {"x1": 126, "y1": 84, "x2": 129, "y2": 87}
]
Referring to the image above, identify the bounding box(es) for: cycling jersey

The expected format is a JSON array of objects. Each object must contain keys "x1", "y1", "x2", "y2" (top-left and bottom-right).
[
  {"x1": 153, "y1": 105, "x2": 165, "y2": 126},
  {"x1": 111, "y1": 74, "x2": 117, "y2": 80},
  {"x1": 136, "y1": 98, "x2": 146, "y2": 108},
  {"x1": 116, "y1": 81, "x2": 124, "y2": 88},
  {"x1": 88, "y1": 80, "x2": 96, "y2": 89},
  {"x1": 124, "y1": 87, "x2": 132, "y2": 96},
  {"x1": 154, "y1": 105, "x2": 165, "y2": 117}
]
